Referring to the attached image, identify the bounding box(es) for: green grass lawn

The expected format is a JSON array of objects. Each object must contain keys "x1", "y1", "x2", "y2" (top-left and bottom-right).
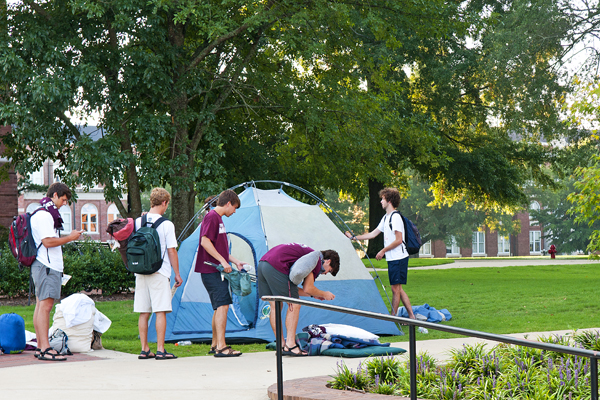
[
  {"x1": 362, "y1": 258, "x2": 455, "y2": 268},
  {"x1": 2, "y1": 263, "x2": 598, "y2": 357},
  {"x1": 373, "y1": 263, "x2": 600, "y2": 342}
]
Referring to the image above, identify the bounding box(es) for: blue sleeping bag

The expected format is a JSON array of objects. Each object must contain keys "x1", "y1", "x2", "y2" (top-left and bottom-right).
[{"x1": 0, "y1": 313, "x2": 26, "y2": 354}]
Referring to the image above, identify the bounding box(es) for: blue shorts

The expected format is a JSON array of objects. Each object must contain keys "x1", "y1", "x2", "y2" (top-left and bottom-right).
[
  {"x1": 201, "y1": 272, "x2": 232, "y2": 310},
  {"x1": 388, "y1": 258, "x2": 409, "y2": 286}
]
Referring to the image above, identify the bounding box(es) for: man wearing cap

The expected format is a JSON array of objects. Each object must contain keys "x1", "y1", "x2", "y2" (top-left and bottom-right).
[{"x1": 257, "y1": 243, "x2": 340, "y2": 356}]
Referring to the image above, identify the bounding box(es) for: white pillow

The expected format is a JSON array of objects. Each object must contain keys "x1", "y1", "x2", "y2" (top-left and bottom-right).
[{"x1": 321, "y1": 323, "x2": 379, "y2": 340}]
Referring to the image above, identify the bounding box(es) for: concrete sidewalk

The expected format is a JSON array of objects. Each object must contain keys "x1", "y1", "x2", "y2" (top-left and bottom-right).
[
  {"x1": 410, "y1": 258, "x2": 599, "y2": 270},
  {"x1": 1, "y1": 328, "x2": 598, "y2": 400}
]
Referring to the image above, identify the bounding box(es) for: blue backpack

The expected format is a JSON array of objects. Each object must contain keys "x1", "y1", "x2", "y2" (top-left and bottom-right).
[{"x1": 390, "y1": 211, "x2": 422, "y2": 255}]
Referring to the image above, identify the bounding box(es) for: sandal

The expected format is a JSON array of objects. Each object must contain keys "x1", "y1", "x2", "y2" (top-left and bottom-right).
[
  {"x1": 208, "y1": 346, "x2": 217, "y2": 355},
  {"x1": 155, "y1": 350, "x2": 177, "y2": 360},
  {"x1": 34, "y1": 347, "x2": 41, "y2": 359},
  {"x1": 282, "y1": 344, "x2": 307, "y2": 357},
  {"x1": 38, "y1": 347, "x2": 66, "y2": 362},
  {"x1": 138, "y1": 350, "x2": 156, "y2": 359},
  {"x1": 214, "y1": 346, "x2": 242, "y2": 357}
]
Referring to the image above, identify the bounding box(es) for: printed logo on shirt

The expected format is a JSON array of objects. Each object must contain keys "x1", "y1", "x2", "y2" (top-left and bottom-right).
[{"x1": 219, "y1": 223, "x2": 226, "y2": 234}]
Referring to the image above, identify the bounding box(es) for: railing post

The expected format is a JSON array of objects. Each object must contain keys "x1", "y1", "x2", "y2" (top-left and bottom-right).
[
  {"x1": 275, "y1": 300, "x2": 283, "y2": 400},
  {"x1": 409, "y1": 324, "x2": 417, "y2": 400},
  {"x1": 591, "y1": 357, "x2": 598, "y2": 400}
]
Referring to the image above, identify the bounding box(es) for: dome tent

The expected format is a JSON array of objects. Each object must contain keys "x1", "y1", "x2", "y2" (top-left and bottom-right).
[{"x1": 148, "y1": 182, "x2": 400, "y2": 343}]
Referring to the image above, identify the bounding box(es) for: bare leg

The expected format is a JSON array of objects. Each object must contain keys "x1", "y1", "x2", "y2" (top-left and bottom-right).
[
  {"x1": 34, "y1": 297, "x2": 65, "y2": 360},
  {"x1": 214, "y1": 304, "x2": 229, "y2": 350},
  {"x1": 138, "y1": 312, "x2": 151, "y2": 352},
  {"x1": 34, "y1": 297, "x2": 55, "y2": 350},
  {"x1": 284, "y1": 304, "x2": 302, "y2": 351},
  {"x1": 155, "y1": 311, "x2": 166, "y2": 353},
  {"x1": 268, "y1": 301, "x2": 285, "y2": 345},
  {"x1": 391, "y1": 284, "x2": 415, "y2": 318},
  {"x1": 211, "y1": 311, "x2": 217, "y2": 349}
]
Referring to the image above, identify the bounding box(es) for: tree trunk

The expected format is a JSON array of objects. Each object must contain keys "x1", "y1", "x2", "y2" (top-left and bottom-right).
[
  {"x1": 366, "y1": 179, "x2": 385, "y2": 258},
  {"x1": 171, "y1": 186, "x2": 195, "y2": 241}
]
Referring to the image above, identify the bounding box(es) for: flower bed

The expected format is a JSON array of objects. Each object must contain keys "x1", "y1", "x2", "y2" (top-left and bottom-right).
[{"x1": 329, "y1": 330, "x2": 600, "y2": 399}]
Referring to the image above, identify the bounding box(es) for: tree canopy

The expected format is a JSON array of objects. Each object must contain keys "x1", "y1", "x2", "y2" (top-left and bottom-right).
[{"x1": 0, "y1": 0, "x2": 579, "y2": 238}]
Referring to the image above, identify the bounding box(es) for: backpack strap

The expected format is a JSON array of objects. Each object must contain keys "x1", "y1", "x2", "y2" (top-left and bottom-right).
[
  {"x1": 140, "y1": 215, "x2": 168, "y2": 259},
  {"x1": 388, "y1": 211, "x2": 406, "y2": 253}
]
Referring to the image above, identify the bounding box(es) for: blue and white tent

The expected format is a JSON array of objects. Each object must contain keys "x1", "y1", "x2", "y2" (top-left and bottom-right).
[{"x1": 148, "y1": 184, "x2": 400, "y2": 343}]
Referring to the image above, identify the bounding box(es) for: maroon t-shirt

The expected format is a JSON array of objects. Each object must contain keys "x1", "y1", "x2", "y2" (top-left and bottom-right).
[
  {"x1": 260, "y1": 243, "x2": 320, "y2": 280},
  {"x1": 195, "y1": 210, "x2": 229, "y2": 274}
]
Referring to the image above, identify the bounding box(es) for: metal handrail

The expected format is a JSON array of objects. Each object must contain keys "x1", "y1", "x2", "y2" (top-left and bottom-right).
[{"x1": 262, "y1": 295, "x2": 600, "y2": 400}]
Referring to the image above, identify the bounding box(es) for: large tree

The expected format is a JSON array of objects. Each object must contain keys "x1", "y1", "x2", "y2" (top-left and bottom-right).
[
  {"x1": 0, "y1": 0, "x2": 577, "y2": 244},
  {"x1": 0, "y1": 0, "x2": 459, "y2": 236}
]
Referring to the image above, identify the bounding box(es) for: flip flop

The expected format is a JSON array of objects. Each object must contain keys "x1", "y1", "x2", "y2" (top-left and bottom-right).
[
  {"x1": 38, "y1": 347, "x2": 67, "y2": 361},
  {"x1": 282, "y1": 344, "x2": 307, "y2": 357},
  {"x1": 138, "y1": 350, "x2": 156, "y2": 359},
  {"x1": 155, "y1": 350, "x2": 177, "y2": 360},
  {"x1": 214, "y1": 346, "x2": 242, "y2": 357}
]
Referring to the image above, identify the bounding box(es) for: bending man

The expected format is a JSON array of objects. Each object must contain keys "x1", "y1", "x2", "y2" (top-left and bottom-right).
[{"x1": 257, "y1": 243, "x2": 340, "y2": 356}]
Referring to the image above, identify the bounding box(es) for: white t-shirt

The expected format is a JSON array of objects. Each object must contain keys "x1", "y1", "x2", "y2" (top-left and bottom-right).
[
  {"x1": 134, "y1": 213, "x2": 177, "y2": 278},
  {"x1": 30, "y1": 209, "x2": 64, "y2": 272},
  {"x1": 376, "y1": 211, "x2": 408, "y2": 261}
]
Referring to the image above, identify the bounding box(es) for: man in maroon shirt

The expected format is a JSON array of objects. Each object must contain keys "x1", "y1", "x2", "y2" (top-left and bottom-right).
[
  {"x1": 258, "y1": 243, "x2": 340, "y2": 356},
  {"x1": 196, "y1": 190, "x2": 248, "y2": 357}
]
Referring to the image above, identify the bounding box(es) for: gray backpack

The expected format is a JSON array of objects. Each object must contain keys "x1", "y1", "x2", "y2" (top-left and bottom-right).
[{"x1": 49, "y1": 328, "x2": 72, "y2": 355}]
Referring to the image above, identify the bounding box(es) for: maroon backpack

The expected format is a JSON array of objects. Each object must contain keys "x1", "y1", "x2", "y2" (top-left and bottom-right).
[{"x1": 8, "y1": 208, "x2": 45, "y2": 270}]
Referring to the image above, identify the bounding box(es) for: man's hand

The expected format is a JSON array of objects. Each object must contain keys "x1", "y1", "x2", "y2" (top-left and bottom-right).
[
  {"x1": 321, "y1": 291, "x2": 335, "y2": 301},
  {"x1": 69, "y1": 229, "x2": 84, "y2": 241},
  {"x1": 221, "y1": 262, "x2": 232, "y2": 273},
  {"x1": 376, "y1": 250, "x2": 385, "y2": 260},
  {"x1": 345, "y1": 231, "x2": 353, "y2": 239},
  {"x1": 174, "y1": 273, "x2": 183, "y2": 288}
]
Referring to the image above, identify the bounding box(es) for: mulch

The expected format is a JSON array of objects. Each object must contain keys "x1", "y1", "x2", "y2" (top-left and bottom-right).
[{"x1": 0, "y1": 350, "x2": 102, "y2": 369}]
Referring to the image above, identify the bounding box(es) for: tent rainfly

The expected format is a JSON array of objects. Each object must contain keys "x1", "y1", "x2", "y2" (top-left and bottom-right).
[{"x1": 148, "y1": 184, "x2": 401, "y2": 343}]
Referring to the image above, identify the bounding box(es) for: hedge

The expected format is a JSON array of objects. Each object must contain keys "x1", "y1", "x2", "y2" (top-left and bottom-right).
[{"x1": 0, "y1": 241, "x2": 135, "y2": 297}]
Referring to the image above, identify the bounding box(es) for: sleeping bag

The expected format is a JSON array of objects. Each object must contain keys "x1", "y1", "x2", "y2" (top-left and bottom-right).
[{"x1": 0, "y1": 313, "x2": 26, "y2": 354}]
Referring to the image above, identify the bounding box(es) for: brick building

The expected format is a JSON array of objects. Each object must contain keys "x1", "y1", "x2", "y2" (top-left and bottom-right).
[
  {"x1": 17, "y1": 159, "x2": 125, "y2": 242},
  {"x1": 0, "y1": 125, "x2": 18, "y2": 233},
  {"x1": 419, "y1": 204, "x2": 545, "y2": 258}
]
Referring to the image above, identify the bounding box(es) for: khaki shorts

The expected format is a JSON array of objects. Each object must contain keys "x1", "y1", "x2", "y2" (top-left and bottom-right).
[
  {"x1": 133, "y1": 273, "x2": 172, "y2": 313},
  {"x1": 31, "y1": 260, "x2": 62, "y2": 301}
]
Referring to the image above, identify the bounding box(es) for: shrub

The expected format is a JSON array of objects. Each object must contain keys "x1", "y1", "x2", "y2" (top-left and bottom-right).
[
  {"x1": 0, "y1": 241, "x2": 135, "y2": 297},
  {"x1": 330, "y1": 331, "x2": 600, "y2": 400}
]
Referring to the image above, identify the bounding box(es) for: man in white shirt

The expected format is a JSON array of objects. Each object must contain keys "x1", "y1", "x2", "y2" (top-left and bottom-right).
[
  {"x1": 346, "y1": 187, "x2": 416, "y2": 318},
  {"x1": 133, "y1": 188, "x2": 183, "y2": 360},
  {"x1": 30, "y1": 183, "x2": 84, "y2": 361}
]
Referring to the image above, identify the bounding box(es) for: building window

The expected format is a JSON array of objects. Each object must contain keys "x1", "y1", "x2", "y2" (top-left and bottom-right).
[
  {"x1": 530, "y1": 231, "x2": 542, "y2": 253},
  {"x1": 419, "y1": 240, "x2": 432, "y2": 256},
  {"x1": 529, "y1": 201, "x2": 540, "y2": 224},
  {"x1": 107, "y1": 204, "x2": 121, "y2": 224},
  {"x1": 29, "y1": 166, "x2": 44, "y2": 186},
  {"x1": 472, "y1": 231, "x2": 485, "y2": 255},
  {"x1": 59, "y1": 205, "x2": 72, "y2": 233},
  {"x1": 498, "y1": 235, "x2": 510, "y2": 254},
  {"x1": 446, "y1": 236, "x2": 460, "y2": 256},
  {"x1": 81, "y1": 204, "x2": 98, "y2": 233}
]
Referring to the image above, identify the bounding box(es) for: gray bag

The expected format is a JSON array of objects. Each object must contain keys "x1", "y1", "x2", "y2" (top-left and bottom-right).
[{"x1": 49, "y1": 328, "x2": 72, "y2": 355}]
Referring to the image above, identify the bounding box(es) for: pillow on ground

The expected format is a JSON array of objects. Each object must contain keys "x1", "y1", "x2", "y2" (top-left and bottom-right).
[
  {"x1": 320, "y1": 323, "x2": 379, "y2": 341},
  {"x1": 51, "y1": 303, "x2": 96, "y2": 353}
]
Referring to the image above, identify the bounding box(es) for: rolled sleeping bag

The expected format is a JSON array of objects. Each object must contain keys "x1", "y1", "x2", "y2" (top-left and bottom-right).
[
  {"x1": 0, "y1": 313, "x2": 26, "y2": 354},
  {"x1": 289, "y1": 251, "x2": 321, "y2": 285}
]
